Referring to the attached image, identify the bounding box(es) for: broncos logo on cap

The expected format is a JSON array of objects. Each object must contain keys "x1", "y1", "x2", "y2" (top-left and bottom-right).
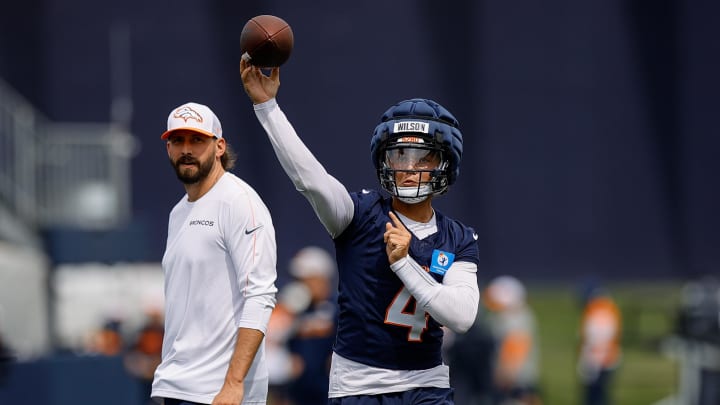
[{"x1": 173, "y1": 106, "x2": 204, "y2": 123}]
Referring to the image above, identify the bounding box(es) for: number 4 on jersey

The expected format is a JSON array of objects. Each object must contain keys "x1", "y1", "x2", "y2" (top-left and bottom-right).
[{"x1": 384, "y1": 287, "x2": 428, "y2": 341}]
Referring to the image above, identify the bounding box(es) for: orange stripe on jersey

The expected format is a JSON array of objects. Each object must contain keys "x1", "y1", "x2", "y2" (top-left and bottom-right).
[{"x1": 498, "y1": 331, "x2": 532, "y2": 375}]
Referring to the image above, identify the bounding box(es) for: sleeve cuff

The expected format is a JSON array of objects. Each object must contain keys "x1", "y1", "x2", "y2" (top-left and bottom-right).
[
  {"x1": 253, "y1": 98, "x2": 278, "y2": 111},
  {"x1": 389, "y1": 256, "x2": 408, "y2": 273},
  {"x1": 236, "y1": 295, "x2": 275, "y2": 334}
]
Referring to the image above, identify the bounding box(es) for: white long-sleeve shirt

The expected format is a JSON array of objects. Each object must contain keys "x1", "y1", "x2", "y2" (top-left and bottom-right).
[{"x1": 152, "y1": 172, "x2": 278, "y2": 404}]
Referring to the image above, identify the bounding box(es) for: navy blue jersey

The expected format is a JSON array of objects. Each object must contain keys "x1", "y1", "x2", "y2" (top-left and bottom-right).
[{"x1": 332, "y1": 190, "x2": 480, "y2": 370}]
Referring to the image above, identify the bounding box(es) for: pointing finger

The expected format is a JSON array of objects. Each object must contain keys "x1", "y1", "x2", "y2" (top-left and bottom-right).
[{"x1": 388, "y1": 211, "x2": 407, "y2": 231}]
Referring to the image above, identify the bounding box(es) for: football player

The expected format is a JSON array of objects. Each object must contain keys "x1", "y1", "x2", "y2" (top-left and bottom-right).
[{"x1": 241, "y1": 60, "x2": 480, "y2": 404}]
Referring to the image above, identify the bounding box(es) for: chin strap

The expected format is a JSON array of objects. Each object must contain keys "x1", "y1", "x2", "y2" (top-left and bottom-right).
[
  {"x1": 397, "y1": 195, "x2": 429, "y2": 204},
  {"x1": 396, "y1": 185, "x2": 432, "y2": 204}
]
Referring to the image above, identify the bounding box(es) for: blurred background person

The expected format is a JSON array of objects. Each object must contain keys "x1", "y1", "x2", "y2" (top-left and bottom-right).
[
  {"x1": 83, "y1": 317, "x2": 125, "y2": 357},
  {"x1": 445, "y1": 301, "x2": 496, "y2": 405},
  {"x1": 484, "y1": 276, "x2": 542, "y2": 405},
  {"x1": 265, "y1": 281, "x2": 311, "y2": 405},
  {"x1": 285, "y1": 246, "x2": 338, "y2": 405},
  {"x1": 667, "y1": 277, "x2": 720, "y2": 405},
  {"x1": 124, "y1": 307, "x2": 164, "y2": 405},
  {"x1": 577, "y1": 283, "x2": 622, "y2": 405}
]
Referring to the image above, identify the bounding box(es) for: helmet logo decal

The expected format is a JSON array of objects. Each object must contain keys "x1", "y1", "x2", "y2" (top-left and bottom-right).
[
  {"x1": 173, "y1": 106, "x2": 204, "y2": 123},
  {"x1": 393, "y1": 121, "x2": 429, "y2": 134},
  {"x1": 397, "y1": 136, "x2": 425, "y2": 144}
]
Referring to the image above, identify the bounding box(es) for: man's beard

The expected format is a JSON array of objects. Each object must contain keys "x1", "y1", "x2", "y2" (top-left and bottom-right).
[{"x1": 171, "y1": 155, "x2": 214, "y2": 184}]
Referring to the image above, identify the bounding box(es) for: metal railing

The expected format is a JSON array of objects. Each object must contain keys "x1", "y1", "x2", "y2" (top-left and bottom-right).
[
  {"x1": 0, "y1": 78, "x2": 134, "y2": 233},
  {"x1": 0, "y1": 79, "x2": 40, "y2": 224}
]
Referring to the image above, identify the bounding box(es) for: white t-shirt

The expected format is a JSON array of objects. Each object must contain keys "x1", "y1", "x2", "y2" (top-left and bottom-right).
[{"x1": 152, "y1": 172, "x2": 278, "y2": 404}]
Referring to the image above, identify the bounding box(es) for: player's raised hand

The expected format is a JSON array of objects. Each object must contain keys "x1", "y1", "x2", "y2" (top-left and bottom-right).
[
  {"x1": 384, "y1": 211, "x2": 411, "y2": 264},
  {"x1": 240, "y1": 58, "x2": 280, "y2": 104}
]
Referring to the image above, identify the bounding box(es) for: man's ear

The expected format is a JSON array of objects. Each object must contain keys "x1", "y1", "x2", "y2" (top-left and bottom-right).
[{"x1": 216, "y1": 137, "x2": 226, "y2": 157}]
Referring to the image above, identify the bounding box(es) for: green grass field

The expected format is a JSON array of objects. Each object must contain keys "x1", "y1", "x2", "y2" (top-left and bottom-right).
[{"x1": 528, "y1": 281, "x2": 681, "y2": 405}]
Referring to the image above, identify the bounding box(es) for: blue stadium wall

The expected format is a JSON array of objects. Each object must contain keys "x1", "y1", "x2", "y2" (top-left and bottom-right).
[{"x1": 1, "y1": 0, "x2": 719, "y2": 281}]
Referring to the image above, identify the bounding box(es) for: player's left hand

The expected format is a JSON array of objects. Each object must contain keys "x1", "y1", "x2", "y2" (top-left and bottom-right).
[
  {"x1": 384, "y1": 211, "x2": 411, "y2": 264},
  {"x1": 212, "y1": 380, "x2": 244, "y2": 405},
  {"x1": 240, "y1": 58, "x2": 280, "y2": 104}
]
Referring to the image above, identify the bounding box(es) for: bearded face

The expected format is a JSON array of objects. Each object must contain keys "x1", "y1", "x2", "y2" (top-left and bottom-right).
[{"x1": 170, "y1": 152, "x2": 215, "y2": 184}]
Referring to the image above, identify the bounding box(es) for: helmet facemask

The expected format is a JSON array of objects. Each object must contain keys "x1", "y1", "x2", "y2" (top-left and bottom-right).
[{"x1": 378, "y1": 137, "x2": 450, "y2": 204}]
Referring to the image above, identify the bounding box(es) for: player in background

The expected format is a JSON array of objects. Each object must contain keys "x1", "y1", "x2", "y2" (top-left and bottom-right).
[
  {"x1": 266, "y1": 246, "x2": 338, "y2": 405},
  {"x1": 577, "y1": 284, "x2": 621, "y2": 405},
  {"x1": 484, "y1": 276, "x2": 542, "y2": 405},
  {"x1": 240, "y1": 60, "x2": 480, "y2": 404},
  {"x1": 285, "y1": 246, "x2": 338, "y2": 405},
  {"x1": 151, "y1": 102, "x2": 278, "y2": 405}
]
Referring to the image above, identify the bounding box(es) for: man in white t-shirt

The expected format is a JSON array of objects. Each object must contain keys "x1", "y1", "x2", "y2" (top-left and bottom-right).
[{"x1": 151, "y1": 102, "x2": 278, "y2": 405}]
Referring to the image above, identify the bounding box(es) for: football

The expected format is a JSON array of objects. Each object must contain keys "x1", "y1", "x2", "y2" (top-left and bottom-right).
[{"x1": 240, "y1": 15, "x2": 294, "y2": 67}]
